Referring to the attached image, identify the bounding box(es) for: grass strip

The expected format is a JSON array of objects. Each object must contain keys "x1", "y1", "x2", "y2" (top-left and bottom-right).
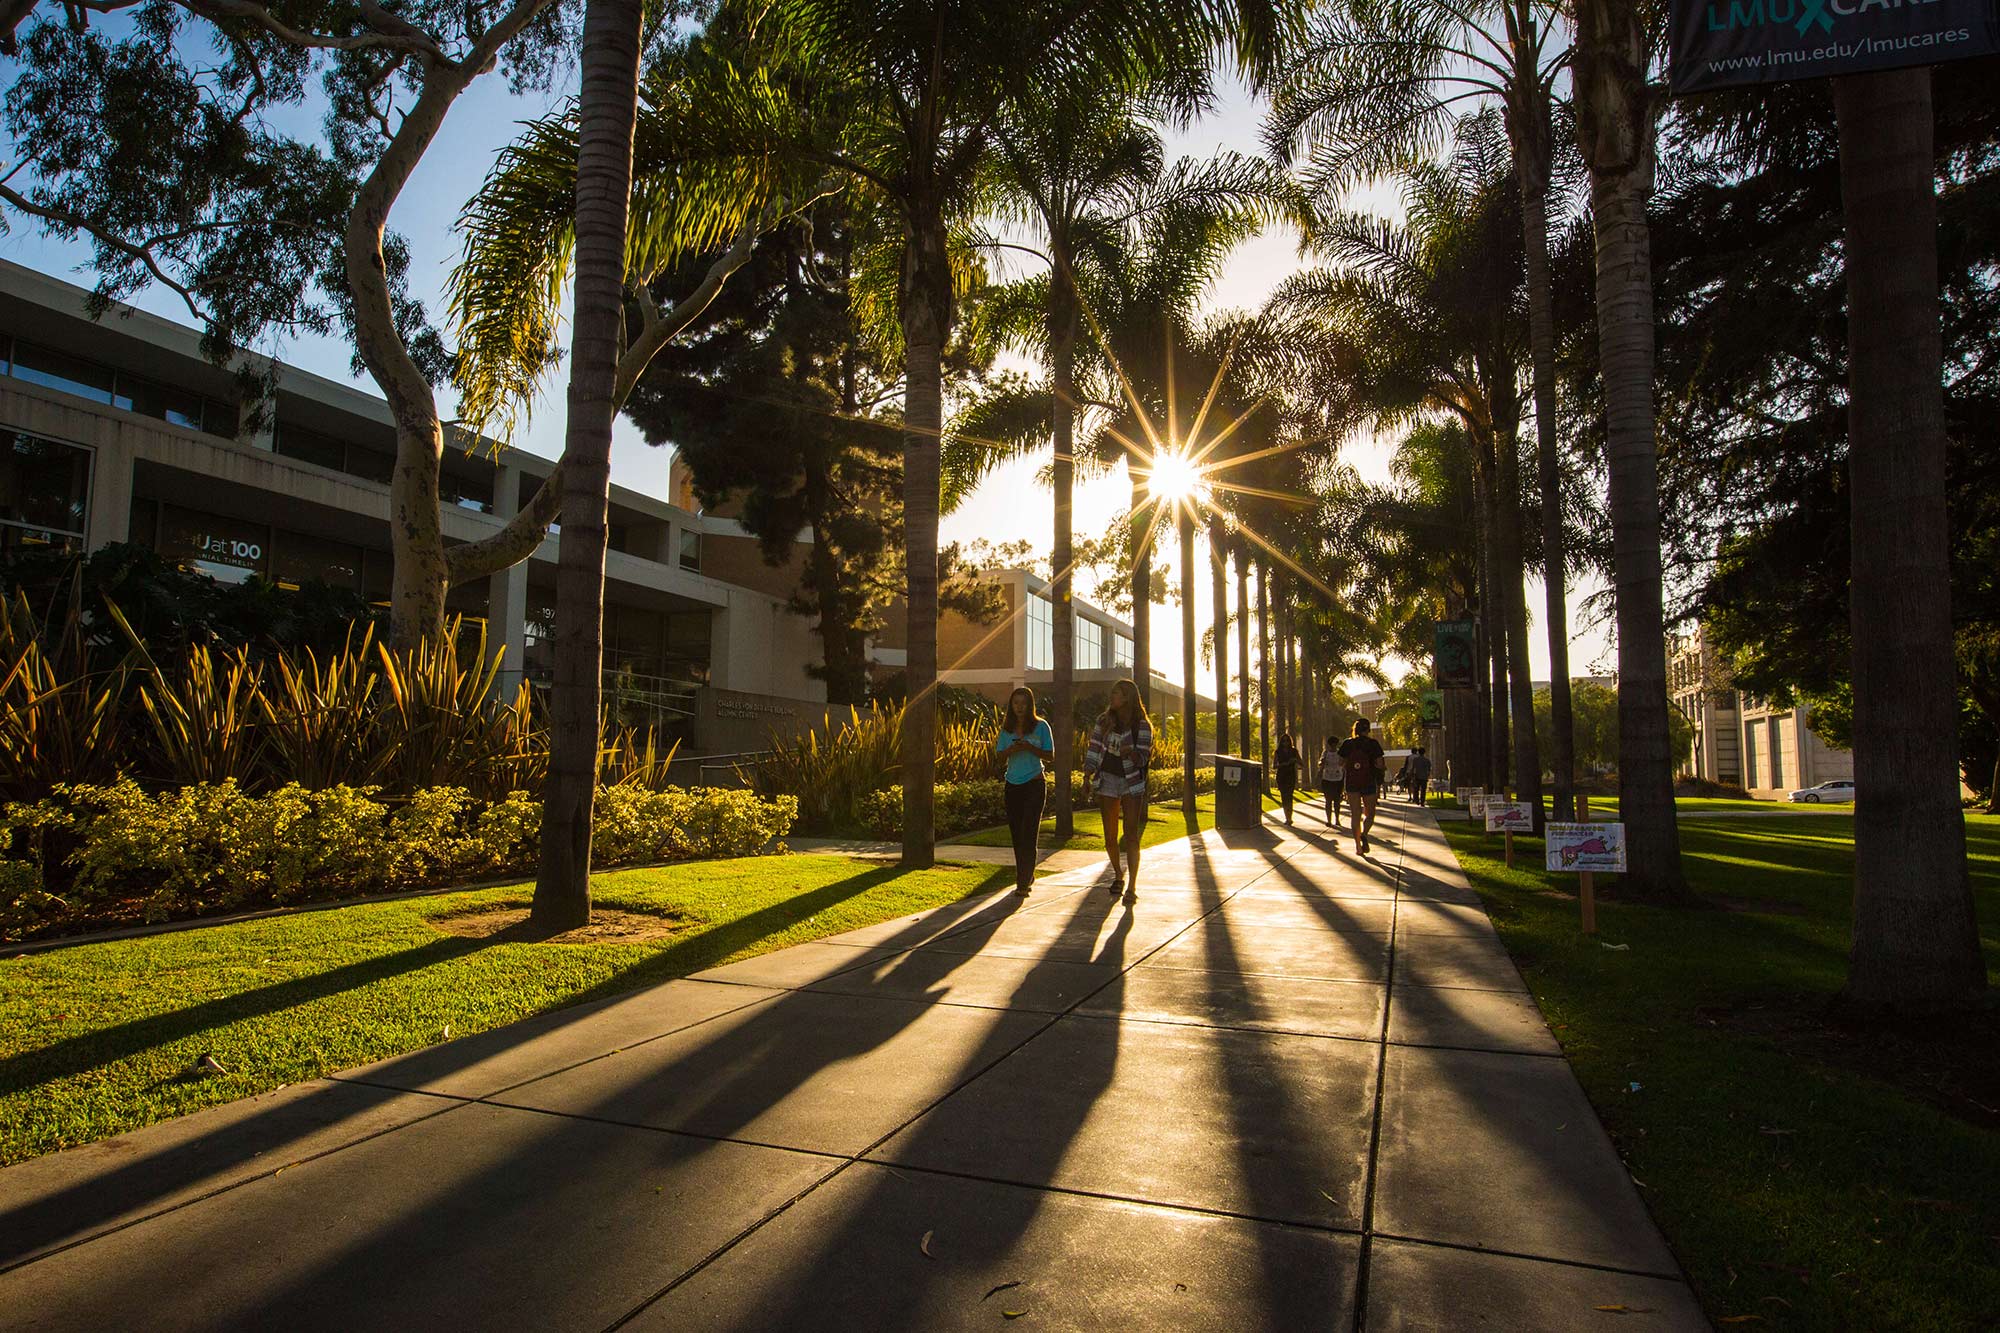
[
  {"x1": 1439, "y1": 812, "x2": 2000, "y2": 1330},
  {"x1": 0, "y1": 854, "x2": 1007, "y2": 1165}
]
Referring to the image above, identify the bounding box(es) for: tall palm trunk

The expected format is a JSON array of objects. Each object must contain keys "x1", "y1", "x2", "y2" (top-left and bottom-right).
[
  {"x1": 1573, "y1": 0, "x2": 1687, "y2": 900},
  {"x1": 1518, "y1": 134, "x2": 1577, "y2": 820},
  {"x1": 1179, "y1": 506, "x2": 1198, "y2": 822},
  {"x1": 1049, "y1": 246, "x2": 1079, "y2": 840},
  {"x1": 1471, "y1": 460, "x2": 1509, "y2": 787},
  {"x1": 531, "y1": 0, "x2": 644, "y2": 931},
  {"x1": 1130, "y1": 473, "x2": 1153, "y2": 713},
  {"x1": 1496, "y1": 421, "x2": 1545, "y2": 815},
  {"x1": 898, "y1": 192, "x2": 953, "y2": 869},
  {"x1": 1236, "y1": 540, "x2": 1250, "y2": 755},
  {"x1": 1833, "y1": 68, "x2": 1984, "y2": 1012},
  {"x1": 1275, "y1": 576, "x2": 1291, "y2": 744},
  {"x1": 1257, "y1": 555, "x2": 1272, "y2": 785},
  {"x1": 1210, "y1": 515, "x2": 1229, "y2": 762}
]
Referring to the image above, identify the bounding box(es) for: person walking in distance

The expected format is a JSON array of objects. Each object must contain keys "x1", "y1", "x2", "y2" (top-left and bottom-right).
[
  {"x1": 1273, "y1": 731, "x2": 1300, "y2": 826},
  {"x1": 1084, "y1": 678, "x2": 1151, "y2": 900},
  {"x1": 1317, "y1": 735, "x2": 1343, "y2": 829},
  {"x1": 994, "y1": 687, "x2": 1054, "y2": 894},
  {"x1": 1339, "y1": 718, "x2": 1387, "y2": 854},
  {"x1": 1408, "y1": 745, "x2": 1433, "y2": 804}
]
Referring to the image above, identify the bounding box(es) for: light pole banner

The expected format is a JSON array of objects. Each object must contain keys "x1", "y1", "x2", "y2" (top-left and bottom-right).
[
  {"x1": 1670, "y1": 0, "x2": 2000, "y2": 95},
  {"x1": 1433, "y1": 619, "x2": 1478, "y2": 689}
]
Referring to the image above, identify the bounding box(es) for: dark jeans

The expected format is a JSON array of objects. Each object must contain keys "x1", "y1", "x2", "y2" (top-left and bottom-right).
[
  {"x1": 1321, "y1": 781, "x2": 1342, "y2": 823},
  {"x1": 1004, "y1": 777, "x2": 1046, "y2": 889},
  {"x1": 1278, "y1": 776, "x2": 1296, "y2": 823}
]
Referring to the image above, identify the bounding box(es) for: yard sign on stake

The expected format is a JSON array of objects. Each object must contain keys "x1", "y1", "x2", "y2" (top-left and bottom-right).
[
  {"x1": 1485, "y1": 799, "x2": 1533, "y2": 868},
  {"x1": 1546, "y1": 794, "x2": 1629, "y2": 935}
]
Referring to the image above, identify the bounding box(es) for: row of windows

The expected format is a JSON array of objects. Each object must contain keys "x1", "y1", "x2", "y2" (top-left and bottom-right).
[
  {"x1": 0, "y1": 331, "x2": 511, "y2": 516},
  {"x1": 1024, "y1": 593, "x2": 1133, "y2": 673},
  {"x1": 0, "y1": 337, "x2": 722, "y2": 563},
  {"x1": 0, "y1": 336, "x2": 235, "y2": 438}
]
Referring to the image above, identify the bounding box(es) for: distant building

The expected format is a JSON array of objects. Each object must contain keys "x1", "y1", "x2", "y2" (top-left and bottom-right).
[
  {"x1": 871, "y1": 567, "x2": 1212, "y2": 715},
  {"x1": 1668, "y1": 628, "x2": 1852, "y2": 797}
]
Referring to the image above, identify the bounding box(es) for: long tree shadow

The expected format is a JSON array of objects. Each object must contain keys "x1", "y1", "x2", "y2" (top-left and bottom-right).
[
  {"x1": 0, "y1": 862, "x2": 1019, "y2": 1270},
  {"x1": 211, "y1": 885, "x2": 1139, "y2": 1328},
  {"x1": 705, "y1": 897, "x2": 1143, "y2": 1329}
]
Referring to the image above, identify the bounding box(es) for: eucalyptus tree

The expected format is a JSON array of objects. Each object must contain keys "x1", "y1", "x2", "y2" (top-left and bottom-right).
[
  {"x1": 1266, "y1": 0, "x2": 1582, "y2": 816},
  {"x1": 0, "y1": 0, "x2": 605, "y2": 647},
  {"x1": 1569, "y1": 0, "x2": 1687, "y2": 900},
  {"x1": 1270, "y1": 113, "x2": 1546, "y2": 818}
]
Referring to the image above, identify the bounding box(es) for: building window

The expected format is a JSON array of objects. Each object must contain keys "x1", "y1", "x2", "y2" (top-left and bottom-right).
[
  {"x1": 274, "y1": 422, "x2": 347, "y2": 472},
  {"x1": 440, "y1": 467, "x2": 494, "y2": 514},
  {"x1": 9, "y1": 341, "x2": 114, "y2": 404},
  {"x1": 1027, "y1": 593, "x2": 1054, "y2": 670},
  {"x1": 679, "y1": 527, "x2": 702, "y2": 572},
  {"x1": 5, "y1": 339, "x2": 232, "y2": 438},
  {"x1": 1076, "y1": 615, "x2": 1104, "y2": 670},
  {"x1": 1112, "y1": 633, "x2": 1134, "y2": 668},
  {"x1": 0, "y1": 431, "x2": 91, "y2": 551},
  {"x1": 270, "y1": 530, "x2": 363, "y2": 591}
]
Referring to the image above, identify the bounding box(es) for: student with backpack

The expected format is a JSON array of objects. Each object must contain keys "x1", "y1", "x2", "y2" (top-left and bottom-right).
[
  {"x1": 1337, "y1": 718, "x2": 1387, "y2": 854},
  {"x1": 1317, "y1": 736, "x2": 1343, "y2": 828}
]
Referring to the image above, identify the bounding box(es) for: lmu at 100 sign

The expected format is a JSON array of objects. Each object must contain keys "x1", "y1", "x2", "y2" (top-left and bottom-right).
[{"x1": 1670, "y1": 0, "x2": 2000, "y2": 95}]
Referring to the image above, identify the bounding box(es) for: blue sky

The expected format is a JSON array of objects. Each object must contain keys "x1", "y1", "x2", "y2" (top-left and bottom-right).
[{"x1": 1, "y1": 53, "x2": 1609, "y2": 691}]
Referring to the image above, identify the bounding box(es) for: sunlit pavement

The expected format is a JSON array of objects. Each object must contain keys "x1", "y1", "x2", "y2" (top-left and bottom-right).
[{"x1": 0, "y1": 804, "x2": 1703, "y2": 1330}]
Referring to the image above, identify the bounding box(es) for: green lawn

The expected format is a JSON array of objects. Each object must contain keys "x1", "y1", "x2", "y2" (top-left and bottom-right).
[
  {"x1": 1440, "y1": 812, "x2": 2000, "y2": 1330},
  {"x1": 953, "y1": 788, "x2": 1280, "y2": 853},
  {"x1": 0, "y1": 854, "x2": 1008, "y2": 1165}
]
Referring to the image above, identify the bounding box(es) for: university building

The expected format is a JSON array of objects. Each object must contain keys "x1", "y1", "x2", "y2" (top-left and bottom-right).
[
  {"x1": 0, "y1": 260, "x2": 1156, "y2": 756},
  {"x1": 1668, "y1": 628, "x2": 1853, "y2": 798}
]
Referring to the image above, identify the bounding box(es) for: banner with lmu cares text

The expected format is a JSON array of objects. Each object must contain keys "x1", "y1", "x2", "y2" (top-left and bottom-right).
[{"x1": 1669, "y1": 0, "x2": 2000, "y2": 95}]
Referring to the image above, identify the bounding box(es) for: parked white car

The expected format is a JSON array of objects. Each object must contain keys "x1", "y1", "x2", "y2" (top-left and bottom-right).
[{"x1": 1787, "y1": 780, "x2": 1855, "y2": 804}]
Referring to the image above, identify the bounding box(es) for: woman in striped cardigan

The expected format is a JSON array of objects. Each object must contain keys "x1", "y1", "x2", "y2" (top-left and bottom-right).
[{"x1": 1084, "y1": 678, "x2": 1152, "y2": 899}]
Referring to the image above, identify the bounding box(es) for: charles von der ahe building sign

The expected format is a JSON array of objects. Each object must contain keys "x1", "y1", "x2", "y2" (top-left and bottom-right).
[{"x1": 1670, "y1": 0, "x2": 2000, "y2": 94}]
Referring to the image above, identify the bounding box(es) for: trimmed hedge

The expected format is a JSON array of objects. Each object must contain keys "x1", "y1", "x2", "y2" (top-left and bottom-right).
[
  {"x1": 857, "y1": 767, "x2": 1217, "y2": 841},
  {"x1": 0, "y1": 779, "x2": 798, "y2": 940}
]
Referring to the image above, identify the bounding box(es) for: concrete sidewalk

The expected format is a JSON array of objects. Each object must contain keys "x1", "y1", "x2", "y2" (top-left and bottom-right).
[{"x1": 0, "y1": 805, "x2": 1702, "y2": 1330}]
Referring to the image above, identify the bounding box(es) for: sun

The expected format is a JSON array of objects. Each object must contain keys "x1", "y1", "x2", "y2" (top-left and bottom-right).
[{"x1": 1147, "y1": 449, "x2": 1204, "y2": 505}]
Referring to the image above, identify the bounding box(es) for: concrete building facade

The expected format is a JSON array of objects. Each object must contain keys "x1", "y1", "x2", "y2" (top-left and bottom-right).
[
  {"x1": 1668, "y1": 627, "x2": 1853, "y2": 798},
  {"x1": 0, "y1": 260, "x2": 828, "y2": 755}
]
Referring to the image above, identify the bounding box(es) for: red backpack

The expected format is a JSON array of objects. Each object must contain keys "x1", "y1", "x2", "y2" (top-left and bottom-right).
[{"x1": 1343, "y1": 744, "x2": 1372, "y2": 787}]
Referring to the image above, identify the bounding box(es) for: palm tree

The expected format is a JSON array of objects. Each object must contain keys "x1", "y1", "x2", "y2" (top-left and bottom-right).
[
  {"x1": 530, "y1": 0, "x2": 646, "y2": 930},
  {"x1": 1570, "y1": 0, "x2": 1687, "y2": 900},
  {"x1": 1831, "y1": 67, "x2": 1984, "y2": 1011},
  {"x1": 1271, "y1": 113, "x2": 1546, "y2": 821},
  {"x1": 1267, "y1": 0, "x2": 1581, "y2": 817},
  {"x1": 984, "y1": 100, "x2": 1288, "y2": 838},
  {"x1": 627, "y1": 0, "x2": 1287, "y2": 866},
  {"x1": 946, "y1": 167, "x2": 1280, "y2": 720}
]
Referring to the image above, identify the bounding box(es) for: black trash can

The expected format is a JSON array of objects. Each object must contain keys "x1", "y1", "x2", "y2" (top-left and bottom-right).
[{"x1": 1206, "y1": 754, "x2": 1265, "y2": 829}]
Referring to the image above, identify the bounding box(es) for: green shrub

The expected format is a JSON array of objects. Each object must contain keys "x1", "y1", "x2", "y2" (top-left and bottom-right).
[{"x1": 0, "y1": 778, "x2": 797, "y2": 941}]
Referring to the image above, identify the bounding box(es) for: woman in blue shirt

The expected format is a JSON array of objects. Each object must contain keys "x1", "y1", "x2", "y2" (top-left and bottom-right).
[{"x1": 994, "y1": 686, "x2": 1055, "y2": 893}]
